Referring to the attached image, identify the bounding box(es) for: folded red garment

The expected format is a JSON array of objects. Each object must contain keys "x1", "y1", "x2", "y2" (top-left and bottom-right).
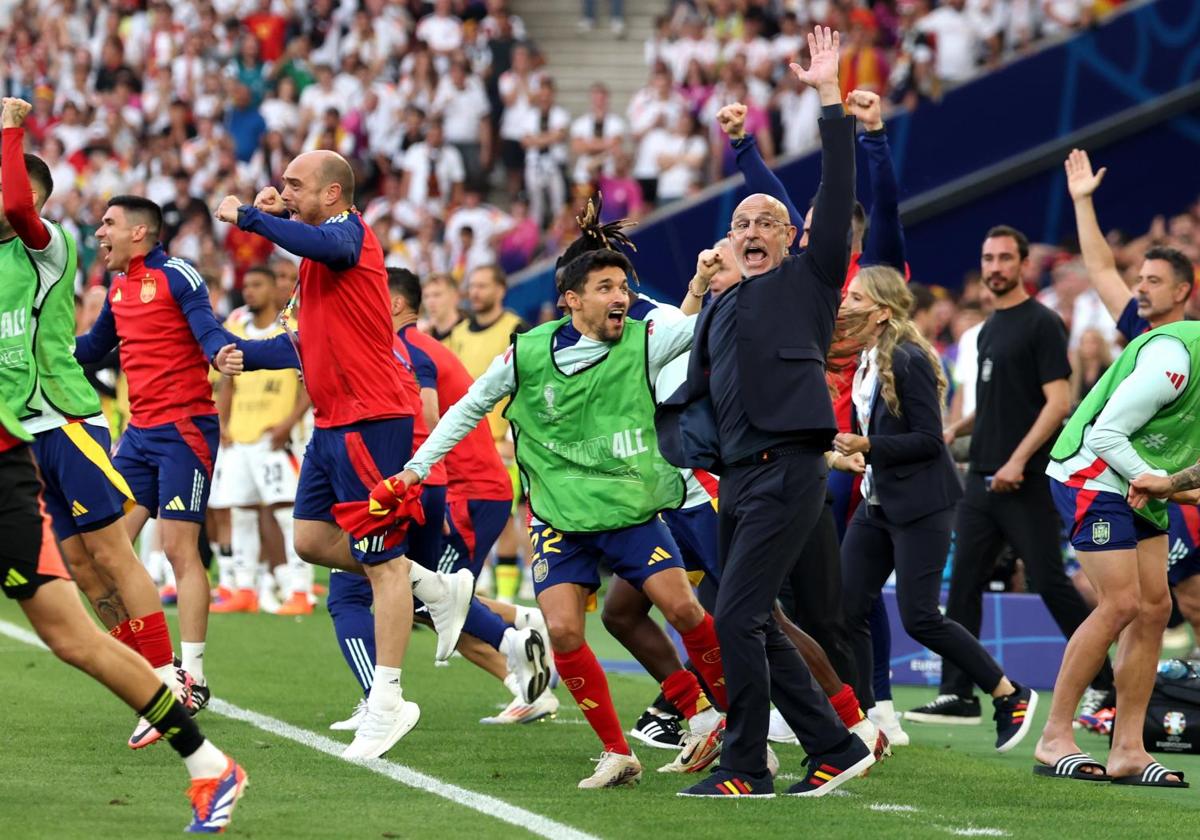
[{"x1": 331, "y1": 479, "x2": 425, "y2": 547}]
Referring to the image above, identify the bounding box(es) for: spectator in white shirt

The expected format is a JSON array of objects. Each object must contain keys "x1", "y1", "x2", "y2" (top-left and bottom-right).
[
  {"x1": 647, "y1": 110, "x2": 707, "y2": 204},
  {"x1": 521, "y1": 79, "x2": 571, "y2": 229},
  {"x1": 915, "y1": 0, "x2": 981, "y2": 84},
  {"x1": 644, "y1": 15, "x2": 673, "y2": 68},
  {"x1": 773, "y1": 72, "x2": 822, "y2": 158},
  {"x1": 298, "y1": 63, "x2": 342, "y2": 123},
  {"x1": 416, "y1": 0, "x2": 463, "y2": 65},
  {"x1": 445, "y1": 187, "x2": 512, "y2": 269},
  {"x1": 664, "y1": 16, "x2": 718, "y2": 82},
  {"x1": 1042, "y1": 0, "x2": 1094, "y2": 37},
  {"x1": 260, "y1": 75, "x2": 301, "y2": 135},
  {"x1": 720, "y1": 12, "x2": 773, "y2": 77},
  {"x1": 433, "y1": 58, "x2": 493, "y2": 183},
  {"x1": 498, "y1": 44, "x2": 544, "y2": 195},
  {"x1": 399, "y1": 118, "x2": 466, "y2": 219},
  {"x1": 569, "y1": 82, "x2": 626, "y2": 185}
]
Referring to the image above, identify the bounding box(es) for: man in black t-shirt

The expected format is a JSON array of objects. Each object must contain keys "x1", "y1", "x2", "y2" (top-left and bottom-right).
[{"x1": 907, "y1": 225, "x2": 1115, "y2": 726}]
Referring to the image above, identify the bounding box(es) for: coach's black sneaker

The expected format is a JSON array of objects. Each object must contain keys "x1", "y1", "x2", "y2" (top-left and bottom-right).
[
  {"x1": 905, "y1": 694, "x2": 981, "y2": 725},
  {"x1": 993, "y1": 684, "x2": 1038, "y2": 753},
  {"x1": 630, "y1": 708, "x2": 685, "y2": 750},
  {"x1": 678, "y1": 768, "x2": 774, "y2": 798},
  {"x1": 786, "y1": 734, "x2": 874, "y2": 797}
]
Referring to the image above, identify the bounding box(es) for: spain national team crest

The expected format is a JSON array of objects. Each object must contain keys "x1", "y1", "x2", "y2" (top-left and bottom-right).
[
  {"x1": 533, "y1": 556, "x2": 549, "y2": 583},
  {"x1": 1164, "y1": 710, "x2": 1187, "y2": 737},
  {"x1": 139, "y1": 277, "x2": 157, "y2": 303},
  {"x1": 1092, "y1": 519, "x2": 1110, "y2": 546}
]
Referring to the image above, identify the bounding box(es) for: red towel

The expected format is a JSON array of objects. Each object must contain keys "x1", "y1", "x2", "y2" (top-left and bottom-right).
[{"x1": 330, "y1": 478, "x2": 425, "y2": 549}]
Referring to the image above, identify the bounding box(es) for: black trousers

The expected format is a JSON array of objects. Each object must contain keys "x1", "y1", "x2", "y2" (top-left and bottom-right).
[
  {"x1": 716, "y1": 452, "x2": 845, "y2": 775},
  {"x1": 940, "y1": 471, "x2": 1115, "y2": 697},
  {"x1": 778, "y1": 492, "x2": 858, "y2": 685},
  {"x1": 842, "y1": 502, "x2": 1005, "y2": 708}
]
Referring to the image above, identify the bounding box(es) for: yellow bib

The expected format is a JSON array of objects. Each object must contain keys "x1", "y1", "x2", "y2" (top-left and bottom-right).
[{"x1": 225, "y1": 315, "x2": 303, "y2": 444}]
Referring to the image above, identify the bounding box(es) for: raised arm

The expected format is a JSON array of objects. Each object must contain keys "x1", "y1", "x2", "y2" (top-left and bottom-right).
[
  {"x1": 791, "y1": 27, "x2": 855, "y2": 287},
  {"x1": 1, "y1": 99, "x2": 50, "y2": 250},
  {"x1": 402, "y1": 347, "x2": 517, "y2": 481},
  {"x1": 216, "y1": 189, "x2": 363, "y2": 270},
  {"x1": 1066, "y1": 149, "x2": 1130, "y2": 325},
  {"x1": 846, "y1": 90, "x2": 906, "y2": 273},
  {"x1": 719, "y1": 103, "x2": 804, "y2": 232}
]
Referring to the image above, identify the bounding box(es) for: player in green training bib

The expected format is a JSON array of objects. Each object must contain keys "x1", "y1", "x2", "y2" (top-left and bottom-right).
[
  {"x1": 1035, "y1": 319, "x2": 1200, "y2": 788},
  {"x1": 0, "y1": 98, "x2": 194, "y2": 752},
  {"x1": 379, "y1": 243, "x2": 731, "y2": 789}
]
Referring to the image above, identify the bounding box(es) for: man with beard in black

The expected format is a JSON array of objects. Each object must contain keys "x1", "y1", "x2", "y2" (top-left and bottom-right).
[{"x1": 909, "y1": 224, "x2": 1116, "y2": 726}]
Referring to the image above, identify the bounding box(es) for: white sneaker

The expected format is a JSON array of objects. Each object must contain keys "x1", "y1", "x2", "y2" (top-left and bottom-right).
[
  {"x1": 480, "y1": 689, "x2": 560, "y2": 724},
  {"x1": 330, "y1": 699, "x2": 368, "y2": 731},
  {"x1": 767, "y1": 708, "x2": 799, "y2": 744},
  {"x1": 578, "y1": 751, "x2": 642, "y2": 789},
  {"x1": 426, "y1": 569, "x2": 474, "y2": 662},
  {"x1": 502, "y1": 626, "x2": 551, "y2": 703},
  {"x1": 342, "y1": 700, "x2": 421, "y2": 760},
  {"x1": 868, "y1": 700, "x2": 910, "y2": 747},
  {"x1": 850, "y1": 716, "x2": 891, "y2": 763}
]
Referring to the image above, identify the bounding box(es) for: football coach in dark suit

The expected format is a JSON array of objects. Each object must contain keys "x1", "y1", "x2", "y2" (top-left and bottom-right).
[
  {"x1": 832, "y1": 266, "x2": 1037, "y2": 756},
  {"x1": 665, "y1": 27, "x2": 875, "y2": 799}
]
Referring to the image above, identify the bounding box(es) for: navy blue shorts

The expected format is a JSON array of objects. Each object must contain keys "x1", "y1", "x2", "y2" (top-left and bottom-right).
[
  {"x1": 1167, "y1": 503, "x2": 1200, "y2": 586},
  {"x1": 1050, "y1": 479, "x2": 1165, "y2": 552},
  {"x1": 408, "y1": 484, "x2": 446, "y2": 572},
  {"x1": 527, "y1": 517, "x2": 686, "y2": 596},
  {"x1": 442, "y1": 497, "x2": 512, "y2": 576},
  {"x1": 32, "y1": 422, "x2": 132, "y2": 539},
  {"x1": 294, "y1": 417, "x2": 414, "y2": 565},
  {"x1": 662, "y1": 501, "x2": 721, "y2": 588},
  {"x1": 114, "y1": 416, "x2": 219, "y2": 522}
]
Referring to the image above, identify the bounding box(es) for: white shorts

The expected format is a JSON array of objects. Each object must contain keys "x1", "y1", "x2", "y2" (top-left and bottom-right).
[{"x1": 209, "y1": 439, "x2": 300, "y2": 508}]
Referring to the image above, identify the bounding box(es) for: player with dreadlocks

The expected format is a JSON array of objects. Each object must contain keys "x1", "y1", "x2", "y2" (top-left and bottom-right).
[{"x1": 370, "y1": 198, "x2": 730, "y2": 789}]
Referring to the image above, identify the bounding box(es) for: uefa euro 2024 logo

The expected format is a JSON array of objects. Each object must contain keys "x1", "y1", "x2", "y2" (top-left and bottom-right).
[{"x1": 1164, "y1": 710, "x2": 1187, "y2": 737}]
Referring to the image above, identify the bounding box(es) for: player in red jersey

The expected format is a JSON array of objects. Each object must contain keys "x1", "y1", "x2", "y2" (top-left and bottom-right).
[
  {"x1": 74, "y1": 196, "x2": 276, "y2": 729},
  {"x1": 213, "y1": 151, "x2": 473, "y2": 760}
]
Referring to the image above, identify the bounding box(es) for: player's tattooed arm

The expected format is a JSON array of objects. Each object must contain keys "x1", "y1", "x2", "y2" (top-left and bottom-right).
[{"x1": 1170, "y1": 464, "x2": 1200, "y2": 494}]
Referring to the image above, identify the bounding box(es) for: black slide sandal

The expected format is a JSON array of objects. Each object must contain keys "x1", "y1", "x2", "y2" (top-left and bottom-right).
[
  {"x1": 1033, "y1": 753, "x2": 1111, "y2": 782},
  {"x1": 1110, "y1": 761, "x2": 1188, "y2": 788}
]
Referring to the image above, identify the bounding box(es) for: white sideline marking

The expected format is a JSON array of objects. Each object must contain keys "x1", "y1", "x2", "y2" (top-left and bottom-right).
[
  {"x1": 871, "y1": 803, "x2": 918, "y2": 813},
  {"x1": 941, "y1": 828, "x2": 1009, "y2": 837},
  {"x1": 0, "y1": 619, "x2": 599, "y2": 840}
]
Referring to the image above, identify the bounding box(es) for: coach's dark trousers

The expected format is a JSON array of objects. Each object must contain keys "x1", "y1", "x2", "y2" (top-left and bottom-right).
[
  {"x1": 939, "y1": 471, "x2": 1115, "y2": 698},
  {"x1": 778, "y1": 491, "x2": 858, "y2": 684},
  {"x1": 716, "y1": 451, "x2": 846, "y2": 776},
  {"x1": 842, "y1": 502, "x2": 1005, "y2": 709}
]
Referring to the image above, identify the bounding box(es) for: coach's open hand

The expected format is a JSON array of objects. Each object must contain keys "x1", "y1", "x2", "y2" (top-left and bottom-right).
[
  {"x1": 790, "y1": 25, "x2": 841, "y2": 106},
  {"x1": 1, "y1": 97, "x2": 32, "y2": 129},
  {"x1": 1065, "y1": 149, "x2": 1106, "y2": 202},
  {"x1": 215, "y1": 342, "x2": 244, "y2": 376},
  {"x1": 215, "y1": 195, "x2": 242, "y2": 224},
  {"x1": 254, "y1": 186, "x2": 288, "y2": 216},
  {"x1": 716, "y1": 103, "x2": 747, "y2": 141}
]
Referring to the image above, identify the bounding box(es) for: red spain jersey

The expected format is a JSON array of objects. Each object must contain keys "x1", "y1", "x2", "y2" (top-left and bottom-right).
[
  {"x1": 293, "y1": 213, "x2": 414, "y2": 429},
  {"x1": 398, "y1": 324, "x2": 512, "y2": 502},
  {"x1": 392, "y1": 335, "x2": 447, "y2": 487},
  {"x1": 75, "y1": 246, "x2": 224, "y2": 427}
]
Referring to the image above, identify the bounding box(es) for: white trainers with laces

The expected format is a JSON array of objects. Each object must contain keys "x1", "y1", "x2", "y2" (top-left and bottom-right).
[
  {"x1": 425, "y1": 569, "x2": 474, "y2": 662},
  {"x1": 330, "y1": 698, "x2": 368, "y2": 731},
  {"x1": 578, "y1": 751, "x2": 642, "y2": 789},
  {"x1": 342, "y1": 700, "x2": 421, "y2": 760}
]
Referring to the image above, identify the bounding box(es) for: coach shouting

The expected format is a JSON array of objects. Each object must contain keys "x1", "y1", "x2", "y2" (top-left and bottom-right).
[{"x1": 661, "y1": 26, "x2": 874, "y2": 799}]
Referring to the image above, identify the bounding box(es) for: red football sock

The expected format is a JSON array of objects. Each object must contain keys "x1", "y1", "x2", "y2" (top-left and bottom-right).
[
  {"x1": 661, "y1": 669, "x2": 711, "y2": 720},
  {"x1": 680, "y1": 613, "x2": 727, "y2": 710},
  {"x1": 109, "y1": 619, "x2": 140, "y2": 653},
  {"x1": 829, "y1": 683, "x2": 864, "y2": 729},
  {"x1": 554, "y1": 644, "x2": 630, "y2": 755},
  {"x1": 130, "y1": 611, "x2": 174, "y2": 669}
]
